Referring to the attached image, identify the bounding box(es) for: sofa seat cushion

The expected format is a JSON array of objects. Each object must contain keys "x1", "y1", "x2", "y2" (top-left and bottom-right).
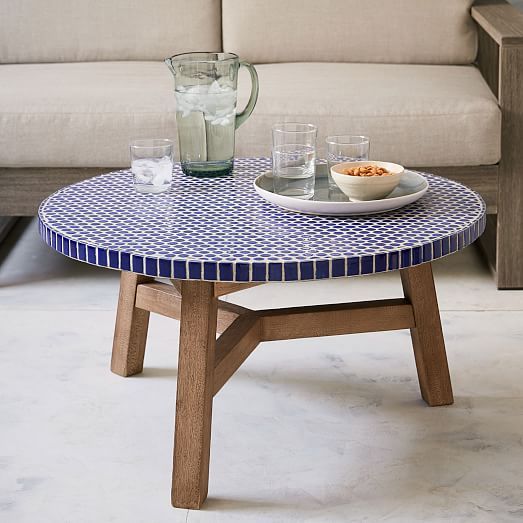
[
  {"x1": 0, "y1": 61, "x2": 500, "y2": 168},
  {"x1": 236, "y1": 62, "x2": 501, "y2": 166}
]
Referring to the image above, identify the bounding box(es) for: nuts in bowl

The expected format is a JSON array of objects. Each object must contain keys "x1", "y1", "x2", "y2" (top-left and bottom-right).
[
  {"x1": 330, "y1": 161, "x2": 404, "y2": 201},
  {"x1": 340, "y1": 164, "x2": 393, "y2": 177}
]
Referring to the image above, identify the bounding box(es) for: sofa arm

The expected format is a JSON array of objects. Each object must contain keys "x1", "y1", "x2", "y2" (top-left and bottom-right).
[
  {"x1": 472, "y1": 1, "x2": 523, "y2": 98},
  {"x1": 472, "y1": 1, "x2": 523, "y2": 47},
  {"x1": 472, "y1": 1, "x2": 523, "y2": 288}
]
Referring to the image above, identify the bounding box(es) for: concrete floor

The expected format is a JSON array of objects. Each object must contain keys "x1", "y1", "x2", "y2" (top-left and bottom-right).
[{"x1": 1, "y1": 219, "x2": 523, "y2": 522}]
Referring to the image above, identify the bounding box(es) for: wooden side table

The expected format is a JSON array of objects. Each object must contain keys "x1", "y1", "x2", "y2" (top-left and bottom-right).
[{"x1": 39, "y1": 158, "x2": 486, "y2": 509}]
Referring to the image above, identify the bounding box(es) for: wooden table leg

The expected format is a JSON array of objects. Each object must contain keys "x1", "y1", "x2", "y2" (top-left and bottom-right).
[
  {"x1": 400, "y1": 263, "x2": 454, "y2": 407},
  {"x1": 172, "y1": 280, "x2": 217, "y2": 509},
  {"x1": 111, "y1": 271, "x2": 153, "y2": 377},
  {"x1": 110, "y1": 273, "x2": 453, "y2": 508}
]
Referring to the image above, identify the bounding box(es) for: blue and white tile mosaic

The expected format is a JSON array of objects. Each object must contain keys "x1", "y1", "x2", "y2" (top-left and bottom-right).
[{"x1": 38, "y1": 158, "x2": 486, "y2": 282}]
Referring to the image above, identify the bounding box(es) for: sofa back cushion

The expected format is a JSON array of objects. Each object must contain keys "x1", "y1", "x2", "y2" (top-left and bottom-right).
[
  {"x1": 223, "y1": 0, "x2": 477, "y2": 65},
  {"x1": 0, "y1": 0, "x2": 222, "y2": 63}
]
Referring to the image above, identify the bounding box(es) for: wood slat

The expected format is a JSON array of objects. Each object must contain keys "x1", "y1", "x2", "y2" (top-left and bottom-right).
[
  {"x1": 213, "y1": 314, "x2": 261, "y2": 395},
  {"x1": 170, "y1": 279, "x2": 182, "y2": 296},
  {"x1": 476, "y1": 25, "x2": 500, "y2": 98},
  {"x1": 401, "y1": 265, "x2": 453, "y2": 406},
  {"x1": 260, "y1": 299, "x2": 415, "y2": 341},
  {"x1": 173, "y1": 279, "x2": 263, "y2": 297},
  {"x1": 472, "y1": 2, "x2": 523, "y2": 46},
  {"x1": 136, "y1": 282, "x2": 182, "y2": 320},
  {"x1": 135, "y1": 282, "x2": 250, "y2": 334},
  {"x1": 477, "y1": 214, "x2": 497, "y2": 277},
  {"x1": 0, "y1": 167, "x2": 111, "y2": 215},
  {"x1": 415, "y1": 165, "x2": 498, "y2": 213},
  {"x1": 213, "y1": 282, "x2": 263, "y2": 297},
  {"x1": 496, "y1": 44, "x2": 523, "y2": 288},
  {"x1": 214, "y1": 299, "x2": 252, "y2": 319},
  {"x1": 171, "y1": 281, "x2": 216, "y2": 509},
  {"x1": 471, "y1": 0, "x2": 523, "y2": 288},
  {"x1": 111, "y1": 272, "x2": 153, "y2": 377}
]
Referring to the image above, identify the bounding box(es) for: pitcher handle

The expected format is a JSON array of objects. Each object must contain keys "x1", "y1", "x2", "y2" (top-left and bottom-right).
[{"x1": 235, "y1": 61, "x2": 259, "y2": 130}]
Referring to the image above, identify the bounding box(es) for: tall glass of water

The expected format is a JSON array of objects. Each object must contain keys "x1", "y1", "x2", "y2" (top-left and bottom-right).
[
  {"x1": 272, "y1": 123, "x2": 317, "y2": 199},
  {"x1": 326, "y1": 135, "x2": 370, "y2": 189},
  {"x1": 130, "y1": 139, "x2": 174, "y2": 194}
]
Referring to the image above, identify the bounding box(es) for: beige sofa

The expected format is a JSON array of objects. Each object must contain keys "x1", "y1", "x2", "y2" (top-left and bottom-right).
[{"x1": 0, "y1": 0, "x2": 522, "y2": 288}]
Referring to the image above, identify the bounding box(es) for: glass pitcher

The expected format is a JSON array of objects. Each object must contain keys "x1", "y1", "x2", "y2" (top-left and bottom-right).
[{"x1": 165, "y1": 52, "x2": 259, "y2": 177}]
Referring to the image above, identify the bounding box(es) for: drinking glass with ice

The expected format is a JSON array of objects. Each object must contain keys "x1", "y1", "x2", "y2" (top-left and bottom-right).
[{"x1": 130, "y1": 139, "x2": 174, "y2": 194}]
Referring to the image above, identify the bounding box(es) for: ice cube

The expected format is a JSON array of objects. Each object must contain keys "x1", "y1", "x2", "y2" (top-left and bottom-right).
[
  {"x1": 153, "y1": 156, "x2": 173, "y2": 185},
  {"x1": 132, "y1": 158, "x2": 172, "y2": 187},
  {"x1": 216, "y1": 107, "x2": 232, "y2": 117},
  {"x1": 208, "y1": 80, "x2": 221, "y2": 94},
  {"x1": 210, "y1": 116, "x2": 228, "y2": 126},
  {"x1": 175, "y1": 83, "x2": 237, "y2": 124},
  {"x1": 218, "y1": 78, "x2": 233, "y2": 90},
  {"x1": 187, "y1": 84, "x2": 208, "y2": 94},
  {"x1": 132, "y1": 159, "x2": 155, "y2": 184}
]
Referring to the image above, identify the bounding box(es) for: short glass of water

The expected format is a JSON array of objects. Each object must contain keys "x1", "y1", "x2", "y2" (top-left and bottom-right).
[
  {"x1": 130, "y1": 139, "x2": 174, "y2": 194},
  {"x1": 272, "y1": 123, "x2": 317, "y2": 199},
  {"x1": 326, "y1": 135, "x2": 370, "y2": 188}
]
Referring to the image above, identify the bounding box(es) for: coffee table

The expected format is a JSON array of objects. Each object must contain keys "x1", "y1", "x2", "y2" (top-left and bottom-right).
[{"x1": 38, "y1": 157, "x2": 486, "y2": 509}]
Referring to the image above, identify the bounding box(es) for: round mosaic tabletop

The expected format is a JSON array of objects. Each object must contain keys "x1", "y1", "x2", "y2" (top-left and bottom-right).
[{"x1": 38, "y1": 157, "x2": 486, "y2": 282}]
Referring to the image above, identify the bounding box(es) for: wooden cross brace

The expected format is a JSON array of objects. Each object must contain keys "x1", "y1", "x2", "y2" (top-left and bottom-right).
[{"x1": 110, "y1": 264, "x2": 453, "y2": 509}]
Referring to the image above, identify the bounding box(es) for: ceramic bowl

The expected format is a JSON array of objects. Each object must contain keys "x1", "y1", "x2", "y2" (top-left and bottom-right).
[{"x1": 330, "y1": 161, "x2": 405, "y2": 201}]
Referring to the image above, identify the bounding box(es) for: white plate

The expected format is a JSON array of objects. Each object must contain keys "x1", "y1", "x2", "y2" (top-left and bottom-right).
[{"x1": 253, "y1": 164, "x2": 429, "y2": 216}]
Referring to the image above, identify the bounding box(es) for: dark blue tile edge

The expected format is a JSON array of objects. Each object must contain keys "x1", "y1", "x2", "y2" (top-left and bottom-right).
[{"x1": 37, "y1": 210, "x2": 487, "y2": 281}]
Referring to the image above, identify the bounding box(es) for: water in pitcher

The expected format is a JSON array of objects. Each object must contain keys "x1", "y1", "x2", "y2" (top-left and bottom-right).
[{"x1": 175, "y1": 81, "x2": 237, "y2": 176}]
